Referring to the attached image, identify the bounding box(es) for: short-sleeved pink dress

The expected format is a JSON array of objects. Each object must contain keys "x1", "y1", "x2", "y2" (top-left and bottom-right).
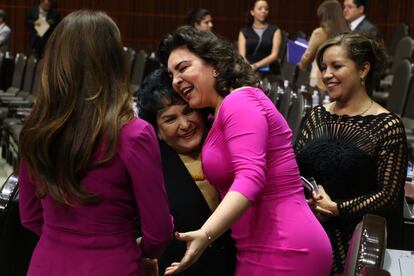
[{"x1": 202, "y1": 87, "x2": 332, "y2": 275}]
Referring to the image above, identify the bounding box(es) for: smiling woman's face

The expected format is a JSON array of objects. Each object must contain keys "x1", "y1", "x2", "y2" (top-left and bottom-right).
[
  {"x1": 156, "y1": 103, "x2": 205, "y2": 155},
  {"x1": 168, "y1": 47, "x2": 218, "y2": 109}
]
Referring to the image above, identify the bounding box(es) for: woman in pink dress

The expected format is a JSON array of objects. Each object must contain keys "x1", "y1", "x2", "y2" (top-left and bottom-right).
[
  {"x1": 159, "y1": 26, "x2": 332, "y2": 275},
  {"x1": 18, "y1": 10, "x2": 173, "y2": 275}
]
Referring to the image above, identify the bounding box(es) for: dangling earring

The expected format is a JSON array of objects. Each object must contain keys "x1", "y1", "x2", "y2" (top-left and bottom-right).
[{"x1": 360, "y1": 78, "x2": 365, "y2": 87}]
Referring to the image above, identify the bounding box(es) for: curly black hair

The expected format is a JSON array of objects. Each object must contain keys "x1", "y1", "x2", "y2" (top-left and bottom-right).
[
  {"x1": 137, "y1": 68, "x2": 186, "y2": 128},
  {"x1": 158, "y1": 25, "x2": 259, "y2": 97},
  {"x1": 137, "y1": 67, "x2": 213, "y2": 130}
]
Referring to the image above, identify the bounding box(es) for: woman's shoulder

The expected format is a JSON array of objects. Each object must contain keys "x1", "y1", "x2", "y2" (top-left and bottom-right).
[
  {"x1": 240, "y1": 26, "x2": 252, "y2": 34},
  {"x1": 218, "y1": 87, "x2": 267, "y2": 118},
  {"x1": 267, "y1": 24, "x2": 279, "y2": 32},
  {"x1": 120, "y1": 117, "x2": 155, "y2": 141},
  {"x1": 311, "y1": 27, "x2": 327, "y2": 39},
  {"x1": 224, "y1": 87, "x2": 262, "y2": 103}
]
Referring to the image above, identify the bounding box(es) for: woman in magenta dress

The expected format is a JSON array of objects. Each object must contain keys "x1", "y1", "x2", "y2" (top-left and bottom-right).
[
  {"x1": 18, "y1": 11, "x2": 173, "y2": 275},
  {"x1": 159, "y1": 26, "x2": 332, "y2": 275}
]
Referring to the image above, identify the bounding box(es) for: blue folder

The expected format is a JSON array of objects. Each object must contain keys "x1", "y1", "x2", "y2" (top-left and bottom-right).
[{"x1": 287, "y1": 39, "x2": 308, "y2": 65}]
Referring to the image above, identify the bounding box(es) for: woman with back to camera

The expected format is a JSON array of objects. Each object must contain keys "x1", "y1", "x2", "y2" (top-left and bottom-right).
[
  {"x1": 295, "y1": 32, "x2": 408, "y2": 274},
  {"x1": 187, "y1": 8, "x2": 213, "y2": 32},
  {"x1": 298, "y1": 0, "x2": 349, "y2": 91},
  {"x1": 159, "y1": 25, "x2": 332, "y2": 276},
  {"x1": 238, "y1": 0, "x2": 282, "y2": 74},
  {"x1": 138, "y1": 68, "x2": 236, "y2": 276},
  {"x1": 18, "y1": 10, "x2": 173, "y2": 276}
]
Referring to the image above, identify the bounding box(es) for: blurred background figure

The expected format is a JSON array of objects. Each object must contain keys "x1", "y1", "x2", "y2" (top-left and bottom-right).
[
  {"x1": 0, "y1": 9, "x2": 11, "y2": 52},
  {"x1": 343, "y1": 0, "x2": 380, "y2": 37},
  {"x1": 25, "y1": 0, "x2": 60, "y2": 58},
  {"x1": 238, "y1": 0, "x2": 281, "y2": 75},
  {"x1": 298, "y1": 0, "x2": 349, "y2": 91},
  {"x1": 187, "y1": 8, "x2": 213, "y2": 31}
]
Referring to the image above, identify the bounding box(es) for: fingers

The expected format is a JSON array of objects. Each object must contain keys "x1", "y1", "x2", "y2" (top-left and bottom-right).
[
  {"x1": 312, "y1": 191, "x2": 323, "y2": 201},
  {"x1": 164, "y1": 246, "x2": 200, "y2": 274},
  {"x1": 315, "y1": 206, "x2": 334, "y2": 216},
  {"x1": 317, "y1": 185, "x2": 325, "y2": 193},
  {"x1": 175, "y1": 231, "x2": 194, "y2": 241},
  {"x1": 164, "y1": 253, "x2": 196, "y2": 275}
]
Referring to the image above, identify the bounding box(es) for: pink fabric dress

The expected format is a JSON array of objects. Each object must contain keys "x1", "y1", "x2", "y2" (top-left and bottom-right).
[
  {"x1": 202, "y1": 87, "x2": 332, "y2": 275},
  {"x1": 19, "y1": 118, "x2": 174, "y2": 276}
]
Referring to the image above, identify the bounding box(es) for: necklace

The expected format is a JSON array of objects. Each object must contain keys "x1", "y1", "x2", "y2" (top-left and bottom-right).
[{"x1": 333, "y1": 99, "x2": 373, "y2": 117}]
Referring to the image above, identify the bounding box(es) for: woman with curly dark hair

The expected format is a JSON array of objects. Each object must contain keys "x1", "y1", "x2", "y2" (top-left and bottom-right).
[
  {"x1": 295, "y1": 32, "x2": 408, "y2": 274},
  {"x1": 159, "y1": 25, "x2": 332, "y2": 276},
  {"x1": 18, "y1": 10, "x2": 173, "y2": 276},
  {"x1": 138, "y1": 68, "x2": 236, "y2": 276}
]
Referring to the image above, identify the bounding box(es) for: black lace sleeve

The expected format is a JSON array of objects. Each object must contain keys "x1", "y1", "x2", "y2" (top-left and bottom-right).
[{"x1": 337, "y1": 116, "x2": 408, "y2": 218}]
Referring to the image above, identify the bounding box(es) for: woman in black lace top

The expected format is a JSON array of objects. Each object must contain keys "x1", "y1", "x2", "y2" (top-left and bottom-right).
[{"x1": 295, "y1": 33, "x2": 408, "y2": 274}]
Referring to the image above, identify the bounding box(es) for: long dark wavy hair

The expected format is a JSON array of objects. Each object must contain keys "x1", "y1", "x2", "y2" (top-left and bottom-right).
[
  {"x1": 158, "y1": 25, "x2": 259, "y2": 97},
  {"x1": 19, "y1": 10, "x2": 133, "y2": 205}
]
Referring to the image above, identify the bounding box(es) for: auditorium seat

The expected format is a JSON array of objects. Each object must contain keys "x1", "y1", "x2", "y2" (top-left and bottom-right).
[
  {"x1": 388, "y1": 23, "x2": 410, "y2": 66},
  {"x1": 0, "y1": 174, "x2": 39, "y2": 276},
  {"x1": 379, "y1": 36, "x2": 414, "y2": 90},
  {"x1": 343, "y1": 214, "x2": 387, "y2": 276},
  {"x1": 130, "y1": 49, "x2": 148, "y2": 94},
  {"x1": 385, "y1": 59, "x2": 413, "y2": 116},
  {"x1": 0, "y1": 54, "x2": 27, "y2": 96},
  {"x1": 286, "y1": 90, "x2": 305, "y2": 143}
]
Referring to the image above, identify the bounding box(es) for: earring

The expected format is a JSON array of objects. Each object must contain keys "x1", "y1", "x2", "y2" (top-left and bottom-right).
[
  {"x1": 360, "y1": 78, "x2": 365, "y2": 86},
  {"x1": 213, "y1": 70, "x2": 218, "y2": 78}
]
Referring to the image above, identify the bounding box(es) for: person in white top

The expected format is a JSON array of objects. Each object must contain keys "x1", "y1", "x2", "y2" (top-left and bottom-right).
[
  {"x1": 0, "y1": 10, "x2": 11, "y2": 52},
  {"x1": 343, "y1": 0, "x2": 380, "y2": 37}
]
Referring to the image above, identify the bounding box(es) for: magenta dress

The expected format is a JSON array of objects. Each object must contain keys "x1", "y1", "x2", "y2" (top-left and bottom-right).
[
  {"x1": 202, "y1": 87, "x2": 332, "y2": 275},
  {"x1": 19, "y1": 118, "x2": 174, "y2": 276}
]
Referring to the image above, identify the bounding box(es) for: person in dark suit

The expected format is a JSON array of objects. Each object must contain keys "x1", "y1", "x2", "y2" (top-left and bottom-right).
[
  {"x1": 343, "y1": 0, "x2": 380, "y2": 37},
  {"x1": 25, "y1": 0, "x2": 60, "y2": 57},
  {"x1": 138, "y1": 68, "x2": 236, "y2": 276}
]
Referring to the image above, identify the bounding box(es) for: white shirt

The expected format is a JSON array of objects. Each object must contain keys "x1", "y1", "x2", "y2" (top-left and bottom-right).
[
  {"x1": 39, "y1": 6, "x2": 47, "y2": 20},
  {"x1": 349, "y1": 15, "x2": 366, "y2": 31}
]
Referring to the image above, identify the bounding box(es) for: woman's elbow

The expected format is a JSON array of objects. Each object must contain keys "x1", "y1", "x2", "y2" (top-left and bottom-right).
[{"x1": 21, "y1": 219, "x2": 42, "y2": 236}]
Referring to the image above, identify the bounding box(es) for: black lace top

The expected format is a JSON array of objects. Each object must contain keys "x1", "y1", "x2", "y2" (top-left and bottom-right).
[{"x1": 295, "y1": 105, "x2": 408, "y2": 272}]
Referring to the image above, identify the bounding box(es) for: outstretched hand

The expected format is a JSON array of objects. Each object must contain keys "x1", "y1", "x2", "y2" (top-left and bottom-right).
[{"x1": 164, "y1": 230, "x2": 211, "y2": 275}]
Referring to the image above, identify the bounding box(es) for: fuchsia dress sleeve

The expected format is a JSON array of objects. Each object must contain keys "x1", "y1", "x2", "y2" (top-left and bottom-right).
[
  {"x1": 202, "y1": 87, "x2": 333, "y2": 275},
  {"x1": 19, "y1": 118, "x2": 173, "y2": 276}
]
